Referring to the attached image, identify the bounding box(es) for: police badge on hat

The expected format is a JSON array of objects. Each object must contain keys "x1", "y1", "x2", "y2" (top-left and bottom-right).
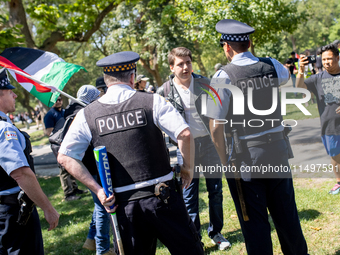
[{"x1": 0, "y1": 69, "x2": 15, "y2": 90}]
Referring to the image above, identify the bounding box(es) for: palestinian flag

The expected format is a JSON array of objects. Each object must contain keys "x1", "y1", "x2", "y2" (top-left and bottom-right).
[{"x1": 0, "y1": 47, "x2": 86, "y2": 107}]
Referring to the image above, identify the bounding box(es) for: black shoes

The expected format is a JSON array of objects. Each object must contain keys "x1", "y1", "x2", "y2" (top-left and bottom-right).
[
  {"x1": 74, "y1": 188, "x2": 88, "y2": 195},
  {"x1": 64, "y1": 189, "x2": 89, "y2": 201}
]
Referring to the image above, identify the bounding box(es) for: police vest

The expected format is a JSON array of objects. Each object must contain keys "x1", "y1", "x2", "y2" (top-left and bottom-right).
[
  {"x1": 0, "y1": 118, "x2": 35, "y2": 191},
  {"x1": 84, "y1": 92, "x2": 171, "y2": 189},
  {"x1": 221, "y1": 57, "x2": 282, "y2": 136}
]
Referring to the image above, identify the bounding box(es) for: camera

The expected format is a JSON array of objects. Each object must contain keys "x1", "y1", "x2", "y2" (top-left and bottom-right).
[{"x1": 307, "y1": 55, "x2": 316, "y2": 64}]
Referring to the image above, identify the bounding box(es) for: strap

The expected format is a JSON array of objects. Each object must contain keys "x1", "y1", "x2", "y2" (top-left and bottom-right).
[
  {"x1": 242, "y1": 132, "x2": 284, "y2": 148},
  {"x1": 0, "y1": 116, "x2": 7, "y2": 122},
  {"x1": 163, "y1": 80, "x2": 171, "y2": 98},
  {"x1": 115, "y1": 180, "x2": 175, "y2": 203}
]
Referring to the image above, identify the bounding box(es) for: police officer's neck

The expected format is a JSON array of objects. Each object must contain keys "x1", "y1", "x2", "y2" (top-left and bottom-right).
[{"x1": 107, "y1": 82, "x2": 133, "y2": 89}]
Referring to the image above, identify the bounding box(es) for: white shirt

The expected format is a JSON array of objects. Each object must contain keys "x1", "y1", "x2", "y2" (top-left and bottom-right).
[
  {"x1": 59, "y1": 84, "x2": 189, "y2": 192},
  {"x1": 206, "y1": 52, "x2": 289, "y2": 139},
  {"x1": 173, "y1": 76, "x2": 208, "y2": 138}
]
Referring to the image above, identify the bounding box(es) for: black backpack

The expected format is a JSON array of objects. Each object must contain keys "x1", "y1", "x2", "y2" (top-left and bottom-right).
[{"x1": 49, "y1": 112, "x2": 76, "y2": 158}]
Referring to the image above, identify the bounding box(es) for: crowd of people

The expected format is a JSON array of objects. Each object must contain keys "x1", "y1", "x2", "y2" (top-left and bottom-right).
[{"x1": 1, "y1": 18, "x2": 340, "y2": 255}]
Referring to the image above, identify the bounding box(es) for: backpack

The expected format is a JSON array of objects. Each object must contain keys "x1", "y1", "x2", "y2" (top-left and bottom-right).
[{"x1": 49, "y1": 112, "x2": 77, "y2": 158}]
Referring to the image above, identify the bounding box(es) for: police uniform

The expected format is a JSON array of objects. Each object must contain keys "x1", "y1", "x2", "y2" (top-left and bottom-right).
[
  {"x1": 59, "y1": 52, "x2": 204, "y2": 255},
  {"x1": 0, "y1": 69, "x2": 44, "y2": 254},
  {"x1": 206, "y1": 20, "x2": 308, "y2": 254}
]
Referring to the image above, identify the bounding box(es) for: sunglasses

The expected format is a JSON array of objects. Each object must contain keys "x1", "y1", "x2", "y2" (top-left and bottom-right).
[{"x1": 56, "y1": 98, "x2": 62, "y2": 102}]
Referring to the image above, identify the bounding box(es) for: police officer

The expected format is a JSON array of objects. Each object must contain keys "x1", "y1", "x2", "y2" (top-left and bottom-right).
[
  {"x1": 58, "y1": 51, "x2": 204, "y2": 255},
  {"x1": 206, "y1": 20, "x2": 308, "y2": 254},
  {"x1": 96, "y1": 76, "x2": 108, "y2": 97},
  {"x1": 0, "y1": 69, "x2": 59, "y2": 254}
]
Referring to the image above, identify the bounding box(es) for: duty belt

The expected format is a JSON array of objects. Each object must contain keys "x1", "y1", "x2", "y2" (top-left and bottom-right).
[
  {"x1": 115, "y1": 179, "x2": 175, "y2": 203},
  {"x1": 0, "y1": 193, "x2": 19, "y2": 205},
  {"x1": 242, "y1": 132, "x2": 284, "y2": 148}
]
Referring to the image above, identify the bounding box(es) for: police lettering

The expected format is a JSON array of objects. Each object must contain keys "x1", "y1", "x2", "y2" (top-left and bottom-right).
[
  {"x1": 96, "y1": 109, "x2": 147, "y2": 136},
  {"x1": 238, "y1": 74, "x2": 275, "y2": 93}
]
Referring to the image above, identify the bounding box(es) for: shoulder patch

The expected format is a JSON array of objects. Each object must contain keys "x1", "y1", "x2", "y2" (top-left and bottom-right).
[{"x1": 5, "y1": 130, "x2": 18, "y2": 140}]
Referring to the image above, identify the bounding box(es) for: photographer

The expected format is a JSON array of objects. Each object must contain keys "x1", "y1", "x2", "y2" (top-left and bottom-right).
[{"x1": 296, "y1": 43, "x2": 340, "y2": 195}]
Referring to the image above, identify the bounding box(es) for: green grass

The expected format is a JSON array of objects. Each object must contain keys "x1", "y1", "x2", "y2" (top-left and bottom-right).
[
  {"x1": 29, "y1": 130, "x2": 50, "y2": 146},
  {"x1": 37, "y1": 177, "x2": 340, "y2": 255},
  {"x1": 282, "y1": 92, "x2": 319, "y2": 120}
]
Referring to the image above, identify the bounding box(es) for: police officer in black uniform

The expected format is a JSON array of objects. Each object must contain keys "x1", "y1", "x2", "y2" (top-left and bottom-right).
[
  {"x1": 206, "y1": 20, "x2": 309, "y2": 254},
  {"x1": 58, "y1": 51, "x2": 204, "y2": 255},
  {"x1": 0, "y1": 69, "x2": 59, "y2": 254},
  {"x1": 96, "y1": 76, "x2": 108, "y2": 97}
]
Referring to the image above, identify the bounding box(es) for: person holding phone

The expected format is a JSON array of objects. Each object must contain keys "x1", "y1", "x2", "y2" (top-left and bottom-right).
[{"x1": 296, "y1": 43, "x2": 340, "y2": 195}]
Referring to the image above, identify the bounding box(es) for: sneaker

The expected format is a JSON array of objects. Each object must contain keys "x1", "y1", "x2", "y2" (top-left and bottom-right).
[
  {"x1": 102, "y1": 248, "x2": 116, "y2": 255},
  {"x1": 74, "y1": 188, "x2": 88, "y2": 195},
  {"x1": 82, "y1": 238, "x2": 96, "y2": 251},
  {"x1": 329, "y1": 184, "x2": 340, "y2": 195},
  {"x1": 65, "y1": 193, "x2": 81, "y2": 201},
  {"x1": 211, "y1": 233, "x2": 231, "y2": 250}
]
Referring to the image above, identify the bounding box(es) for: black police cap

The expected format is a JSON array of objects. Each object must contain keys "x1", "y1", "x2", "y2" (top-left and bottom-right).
[
  {"x1": 216, "y1": 19, "x2": 255, "y2": 42},
  {"x1": 96, "y1": 51, "x2": 140, "y2": 75},
  {"x1": 0, "y1": 69, "x2": 15, "y2": 90},
  {"x1": 96, "y1": 77, "x2": 106, "y2": 88}
]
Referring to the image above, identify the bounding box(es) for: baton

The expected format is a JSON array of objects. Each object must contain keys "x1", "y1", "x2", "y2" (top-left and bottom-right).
[
  {"x1": 231, "y1": 129, "x2": 249, "y2": 222},
  {"x1": 93, "y1": 146, "x2": 125, "y2": 255}
]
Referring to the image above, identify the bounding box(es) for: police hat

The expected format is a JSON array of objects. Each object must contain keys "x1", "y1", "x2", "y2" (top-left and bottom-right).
[
  {"x1": 96, "y1": 77, "x2": 106, "y2": 88},
  {"x1": 96, "y1": 51, "x2": 140, "y2": 75},
  {"x1": 0, "y1": 69, "x2": 15, "y2": 90},
  {"x1": 216, "y1": 19, "x2": 255, "y2": 42}
]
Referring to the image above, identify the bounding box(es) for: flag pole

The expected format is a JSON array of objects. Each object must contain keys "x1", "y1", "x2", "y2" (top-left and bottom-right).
[{"x1": 6, "y1": 68, "x2": 86, "y2": 107}]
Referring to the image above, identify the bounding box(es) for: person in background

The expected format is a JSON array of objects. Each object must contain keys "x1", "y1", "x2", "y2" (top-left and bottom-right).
[
  {"x1": 96, "y1": 77, "x2": 108, "y2": 97},
  {"x1": 34, "y1": 106, "x2": 41, "y2": 130},
  {"x1": 44, "y1": 96, "x2": 86, "y2": 201},
  {"x1": 134, "y1": 74, "x2": 149, "y2": 92}
]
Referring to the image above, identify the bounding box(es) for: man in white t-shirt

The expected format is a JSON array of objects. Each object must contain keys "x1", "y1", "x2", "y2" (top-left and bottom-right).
[{"x1": 156, "y1": 47, "x2": 230, "y2": 250}]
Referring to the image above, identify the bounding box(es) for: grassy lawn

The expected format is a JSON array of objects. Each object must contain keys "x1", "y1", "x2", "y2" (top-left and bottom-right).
[
  {"x1": 29, "y1": 130, "x2": 50, "y2": 146},
  {"x1": 37, "y1": 177, "x2": 340, "y2": 255},
  {"x1": 282, "y1": 92, "x2": 319, "y2": 120}
]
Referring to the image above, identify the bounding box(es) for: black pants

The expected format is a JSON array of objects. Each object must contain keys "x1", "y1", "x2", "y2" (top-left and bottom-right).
[
  {"x1": 0, "y1": 204, "x2": 43, "y2": 255},
  {"x1": 227, "y1": 139, "x2": 308, "y2": 255},
  {"x1": 115, "y1": 189, "x2": 204, "y2": 255}
]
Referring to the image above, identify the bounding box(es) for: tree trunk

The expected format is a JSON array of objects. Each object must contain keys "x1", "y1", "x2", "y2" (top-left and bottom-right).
[
  {"x1": 21, "y1": 90, "x2": 34, "y2": 117},
  {"x1": 8, "y1": 0, "x2": 35, "y2": 48},
  {"x1": 193, "y1": 41, "x2": 207, "y2": 77},
  {"x1": 38, "y1": 101, "x2": 48, "y2": 131},
  {"x1": 139, "y1": 58, "x2": 163, "y2": 88},
  {"x1": 290, "y1": 35, "x2": 297, "y2": 52}
]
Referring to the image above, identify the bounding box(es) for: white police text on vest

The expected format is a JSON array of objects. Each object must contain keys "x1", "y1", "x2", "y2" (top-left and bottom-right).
[{"x1": 96, "y1": 109, "x2": 147, "y2": 136}]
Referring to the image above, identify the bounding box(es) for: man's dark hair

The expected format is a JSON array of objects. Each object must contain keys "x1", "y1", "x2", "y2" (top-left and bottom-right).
[
  {"x1": 168, "y1": 47, "x2": 192, "y2": 66},
  {"x1": 321, "y1": 43, "x2": 340, "y2": 57},
  {"x1": 333, "y1": 39, "x2": 340, "y2": 45},
  {"x1": 225, "y1": 40, "x2": 249, "y2": 52},
  {"x1": 290, "y1": 51, "x2": 295, "y2": 56}
]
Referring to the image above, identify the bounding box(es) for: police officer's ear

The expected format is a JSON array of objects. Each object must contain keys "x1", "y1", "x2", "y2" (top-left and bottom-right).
[
  {"x1": 170, "y1": 64, "x2": 174, "y2": 73},
  {"x1": 129, "y1": 72, "x2": 135, "y2": 86}
]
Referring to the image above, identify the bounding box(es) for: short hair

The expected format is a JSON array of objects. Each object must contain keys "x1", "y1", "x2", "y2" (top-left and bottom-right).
[
  {"x1": 168, "y1": 47, "x2": 192, "y2": 66},
  {"x1": 290, "y1": 51, "x2": 295, "y2": 55},
  {"x1": 321, "y1": 43, "x2": 340, "y2": 57},
  {"x1": 226, "y1": 40, "x2": 249, "y2": 52},
  {"x1": 103, "y1": 70, "x2": 135, "y2": 86}
]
